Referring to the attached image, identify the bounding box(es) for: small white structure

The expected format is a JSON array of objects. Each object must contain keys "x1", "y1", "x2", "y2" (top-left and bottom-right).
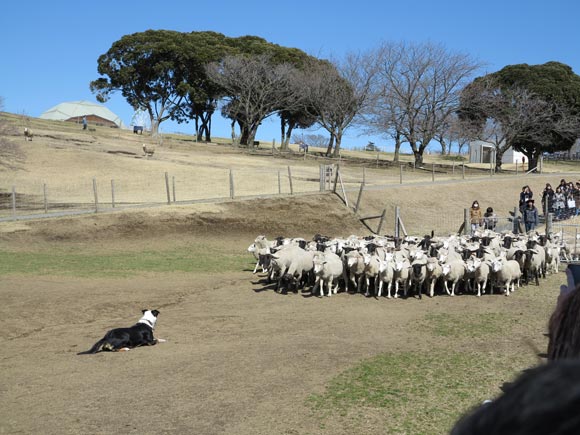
[{"x1": 468, "y1": 140, "x2": 526, "y2": 164}]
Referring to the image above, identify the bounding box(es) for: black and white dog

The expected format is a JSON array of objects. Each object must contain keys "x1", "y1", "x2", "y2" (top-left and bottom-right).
[{"x1": 78, "y1": 309, "x2": 164, "y2": 355}]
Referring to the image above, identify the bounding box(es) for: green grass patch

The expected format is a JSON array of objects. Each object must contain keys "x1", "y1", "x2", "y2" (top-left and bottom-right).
[
  {"x1": 0, "y1": 247, "x2": 252, "y2": 277},
  {"x1": 421, "y1": 312, "x2": 516, "y2": 338},
  {"x1": 307, "y1": 350, "x2": 530, "y2": 434}
]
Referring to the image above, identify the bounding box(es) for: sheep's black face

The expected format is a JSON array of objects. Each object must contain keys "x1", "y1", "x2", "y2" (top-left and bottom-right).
[{"x1": 412, "y1": 263, "x2": 424, "y2": 277}]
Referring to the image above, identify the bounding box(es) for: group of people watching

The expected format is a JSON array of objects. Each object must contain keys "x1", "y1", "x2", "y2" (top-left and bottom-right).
[
  {"x1": 536, "y1": 179, "x2": 580, "y2": 220},
  {"x1": 469, "y1": 201, "x2": 499, "y2": 234}
]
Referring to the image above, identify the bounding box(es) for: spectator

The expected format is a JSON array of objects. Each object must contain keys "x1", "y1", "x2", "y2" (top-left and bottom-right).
[
  {"x1": 519, "y1": 185, "x2": 533, "y2": 213},
  {"x1": 548, "y1": 267, "x2": 580, "y2": 361},
  {"x1": 82, "y1": 116, "x2": 87, "y2": 130},
  {"x1": 522, "y1": 199, "x2": 538, "y2": 232},
  {"x1": 469, "y1": 201, "x2": 483, "y2": 235},
  {"x1": 553, "y1": 187, "x2": 566, "y2": 220},
  {"x1": 483, "y1": 207, "x2": 498, "y2": 231},
  {"x1": 542, "y1": 183, "x2": 555, "y2": 215},
  {"x1": 450, "y1": 359, "x2": 580, "y2": 435}
]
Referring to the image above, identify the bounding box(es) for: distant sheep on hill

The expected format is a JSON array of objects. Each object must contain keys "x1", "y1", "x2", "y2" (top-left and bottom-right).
[
  {"x1": 24, "y1": 128, "x2": 33, "y2": 141},
  {"x1": 142, "y1": 144, "x2": 155, "y2": 158}
]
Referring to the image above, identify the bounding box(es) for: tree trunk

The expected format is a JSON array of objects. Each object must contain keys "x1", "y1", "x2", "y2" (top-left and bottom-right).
[
  {"x1": 439, "y1": 138, "x2": 448, "y2": 156},
  {"x1": 326, "y1": 134, "x2": 335, "y2": 156},
  {"x1": 280, "y1": 118, "x2": 288, "y2": 151},
  {"x1": 393, "y1": 133, "x2": 402, "y2": 162},
  {"x1": 495, "y1": 150, "x2": 504, "y2": 172},
  {"x1": 230, "y1": 120, "x2": 237, "y2": 144},
  {"x1": 332, "y1": 133, "x2": 342, "y2": 158},
  {"x1": 413, "y1": 149, "x2": 423, "y2": 166},
  {"x1": 284, "y1": 123, "x2": 295, "y2": 150}
]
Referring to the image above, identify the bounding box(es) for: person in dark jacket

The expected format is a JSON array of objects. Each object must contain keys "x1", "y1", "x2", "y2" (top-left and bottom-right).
[
  {"x1": 522, "y1": 199, "x2": 539, "y2": 233},
  {"x1": 542, "y1": 183, "x2": 555, "y2": 215},
  {"x1": 519, "y1": 185, "x2": 533, "y2": 213}
]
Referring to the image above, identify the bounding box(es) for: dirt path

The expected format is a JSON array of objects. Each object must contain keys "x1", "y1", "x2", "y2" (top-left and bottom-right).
[{"x1": 0, "y1": 265, "x2": 558, "y2": 435}]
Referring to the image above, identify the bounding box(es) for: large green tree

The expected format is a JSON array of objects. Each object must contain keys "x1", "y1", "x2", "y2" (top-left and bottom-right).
[
  {"x1": 91, "y1": 30, "x2": 194, "y2": 135},
  {"x1": 460, "y1": 62, "x2": 580, "y2": 171}
]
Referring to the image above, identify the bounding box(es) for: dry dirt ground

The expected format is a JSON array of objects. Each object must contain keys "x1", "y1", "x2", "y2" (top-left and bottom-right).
[
  {"x1": 0, "y1": 114, "x2": 575, "y2": 434},
  {"x1": 0, "y1": 194, "x2": 562, "y2": 435}
]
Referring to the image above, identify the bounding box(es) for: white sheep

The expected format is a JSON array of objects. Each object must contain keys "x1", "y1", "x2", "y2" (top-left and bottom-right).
[
  {"x1": 313, "y1": 252, "x2": 344, "y2": 297},
  {"x1": 524, "y1": 247, "x2": 545, "y2": 286},
  {"x1": 345, "y1": 250, "x2": 365, "y2": 293},
  {"x1": 142, "y1": 143, "x2": 155, "y2": 157},
  {"x1": 441, "y1": 259, "x2": 465, "y2": 297},
  {"x1": 425, "y1": 257, "x2": 443, "y2": 298},
  {"x1": 465, "y1": 257, "x2": 491, "y2": 297},
  {"x1": 393, "y1": 252, "x2": 411, "y2": 298},
  {"x1": 362, "y1": 253, "x2": 381, "y2": 297},
  {"x1": 377, "y1": 253, "x2": 395, "y2": 298},
  {"x1": 491, "y1": 257, "x2": 521, "y2": 296},
  {"x1": 24, "y1": 127, "x2": 33, "y2": 141}
]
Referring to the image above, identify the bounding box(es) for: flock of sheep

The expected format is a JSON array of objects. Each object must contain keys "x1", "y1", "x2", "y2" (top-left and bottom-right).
[{"x1": 248, "y1": 230, "x2": 570, "y2": 298}]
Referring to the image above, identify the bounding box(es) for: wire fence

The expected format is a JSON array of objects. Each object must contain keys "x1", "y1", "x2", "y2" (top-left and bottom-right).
[{"x1": 0, "y1": 165, "x2": 327, "y2": 221}]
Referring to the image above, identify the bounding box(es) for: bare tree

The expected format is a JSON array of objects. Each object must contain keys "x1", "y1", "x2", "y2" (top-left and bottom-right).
[
  {"x1": 367, "y1": 41, "x2": 481, "y2": 166},
  {"x1": 302, "y1": 52, "x2": 375, "y2": 157},
  {"x1": 291, "y1": 132, "x2": 328, "y2": 148},
  {"x1": 206, "y1": 54, "x2": 302, "y2": 146}
]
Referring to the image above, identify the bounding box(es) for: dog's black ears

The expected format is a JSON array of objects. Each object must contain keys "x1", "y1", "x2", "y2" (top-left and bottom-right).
[{"x1": 151, "y1": 310, "x2": 160, "y2": 317}]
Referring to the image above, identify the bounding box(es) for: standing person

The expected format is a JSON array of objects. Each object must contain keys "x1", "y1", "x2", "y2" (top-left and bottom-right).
[
  {"x1": 469, "y1": 200, "x2": 483, "y2": 235},
  {"x1": 565, "y1": 183, "x2": 577, "y2": 218},
  {"x1": 483, "y1": 207, "x2": 498, "y2": 231},
  {"x1": 82, "y1": 116, "x2": 87, "y2": 130},
  {"x1": 522, "y1": 199, "x2": 539, "y2": 233},
  {"x1": 553, "y1": 187, "x2": 566, "y2": 220},
  {"x1": 519, "y1": 185, "x2": 533, "y2": 213},
  {"x1": 542, "y1": 183, "x2": 555, "y2": 215}
]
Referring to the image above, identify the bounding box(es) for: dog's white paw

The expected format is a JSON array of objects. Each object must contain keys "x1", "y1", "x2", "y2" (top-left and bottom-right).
[
  {"x1": 156, "y1": 338, "x2": 167, "y2": 343},
  {"x1": 119, "y1": 347, "x2": 131, "y2": 352}
]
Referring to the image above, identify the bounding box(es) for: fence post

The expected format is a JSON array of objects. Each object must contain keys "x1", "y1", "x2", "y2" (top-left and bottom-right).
[
  {"x1": 92, "y1": 178, "x2": 99, "y2": 213},
  {"x1": 172, "y1": 176, "x2": 176, "y2": 203},
  {"x1": 575, "y1": 228, "x2": 578, "y2": 261},
  {"x1": 287, "y1": 166, "x2": 294, "y2": 195},
  {"x1": 452, "y1": 161, "x2": 455, "y2": 175},
  {"x1": 338, "y1": 171, "x2": 349, "y2": 208},
  {"x1": 363, "y1": 167, "x2": 366, "y2": 184},
  {"x1": 272, "y1": 139, "x2": 275, "y2": 155},
  {"x1": 164, "y1": 172, "x2": 171, "y2": 204},
  {"x1": 462, "y1": 163, "x2": 465, "y2": 179},
  {"x1": 464, "y1": 208, "x2": 469, "y2": 235},
  {"x1": 516, "y1": 161, "x2": 518, "y2": 175},
  {"x1": 278, "y1": 171, "x2": 282, "y2": 195},
  {"x1": 400, "y1": 165, "x2": 403, "y2": 184},
  {"x1": 377, "y1": 208, "x2": 387, "y2": 235},
  {"x1": 546, "y1": 212, "x2": 553, "y2": 236},
  {"x1": 513, "y1": 207, "x2": 519, "y2": 234},
  {"x1": 319, "y1": 165, "x2": 325, "y2": 192},
  {"x1": 376, "y1": 153, "x2": 379, "y2": 168},
  {"x1": 354, "y1": 182, "x2": 365, "y2": 213},
  {"x1": 394, "y1": 206, "x2": 400, "y2": 238},
  {"x1": 111, "y1": 179, "x2": 116, "y2": 208},
  {"x1": 332, "y1": 165, "x2": 339, "y2": 193},
  {"x1": 43, "y1": 183, "x2": 48, "y2": 213},
  {"x1": 229, "y1": 170, "x2": 235, "y2": 199},
  {"x1": 490, "y1": 160, "x2": 493, "y2": 177},
  {"x1": 432, "y1": 164, "x2": 435, "y2": 182},
  {"x1": 11, "y1": 185, "x2": 16, "y2": 217},
  {"x1": 540, "y1": 155, "x2": 543, "y2": 173}
]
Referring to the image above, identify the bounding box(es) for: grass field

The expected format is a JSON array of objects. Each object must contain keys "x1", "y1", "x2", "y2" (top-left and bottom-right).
[{"x1": 0, "y1": 112, "x2": 576, "y2": 435}]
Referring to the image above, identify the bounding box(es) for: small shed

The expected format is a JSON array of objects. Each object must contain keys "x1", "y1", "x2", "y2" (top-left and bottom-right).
[{"x1": 468, "y1": 140, "x2": 526, "y2": 164}]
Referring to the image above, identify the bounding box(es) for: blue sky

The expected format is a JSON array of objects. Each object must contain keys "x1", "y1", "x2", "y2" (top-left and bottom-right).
[{"x1": 2, "y1": 0, "x2": 579, "y2": 151}]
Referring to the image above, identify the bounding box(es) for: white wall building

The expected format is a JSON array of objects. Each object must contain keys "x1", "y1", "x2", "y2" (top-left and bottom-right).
[{"x1": 468, "y1": 140, "x2": 526, "y2": 164}]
